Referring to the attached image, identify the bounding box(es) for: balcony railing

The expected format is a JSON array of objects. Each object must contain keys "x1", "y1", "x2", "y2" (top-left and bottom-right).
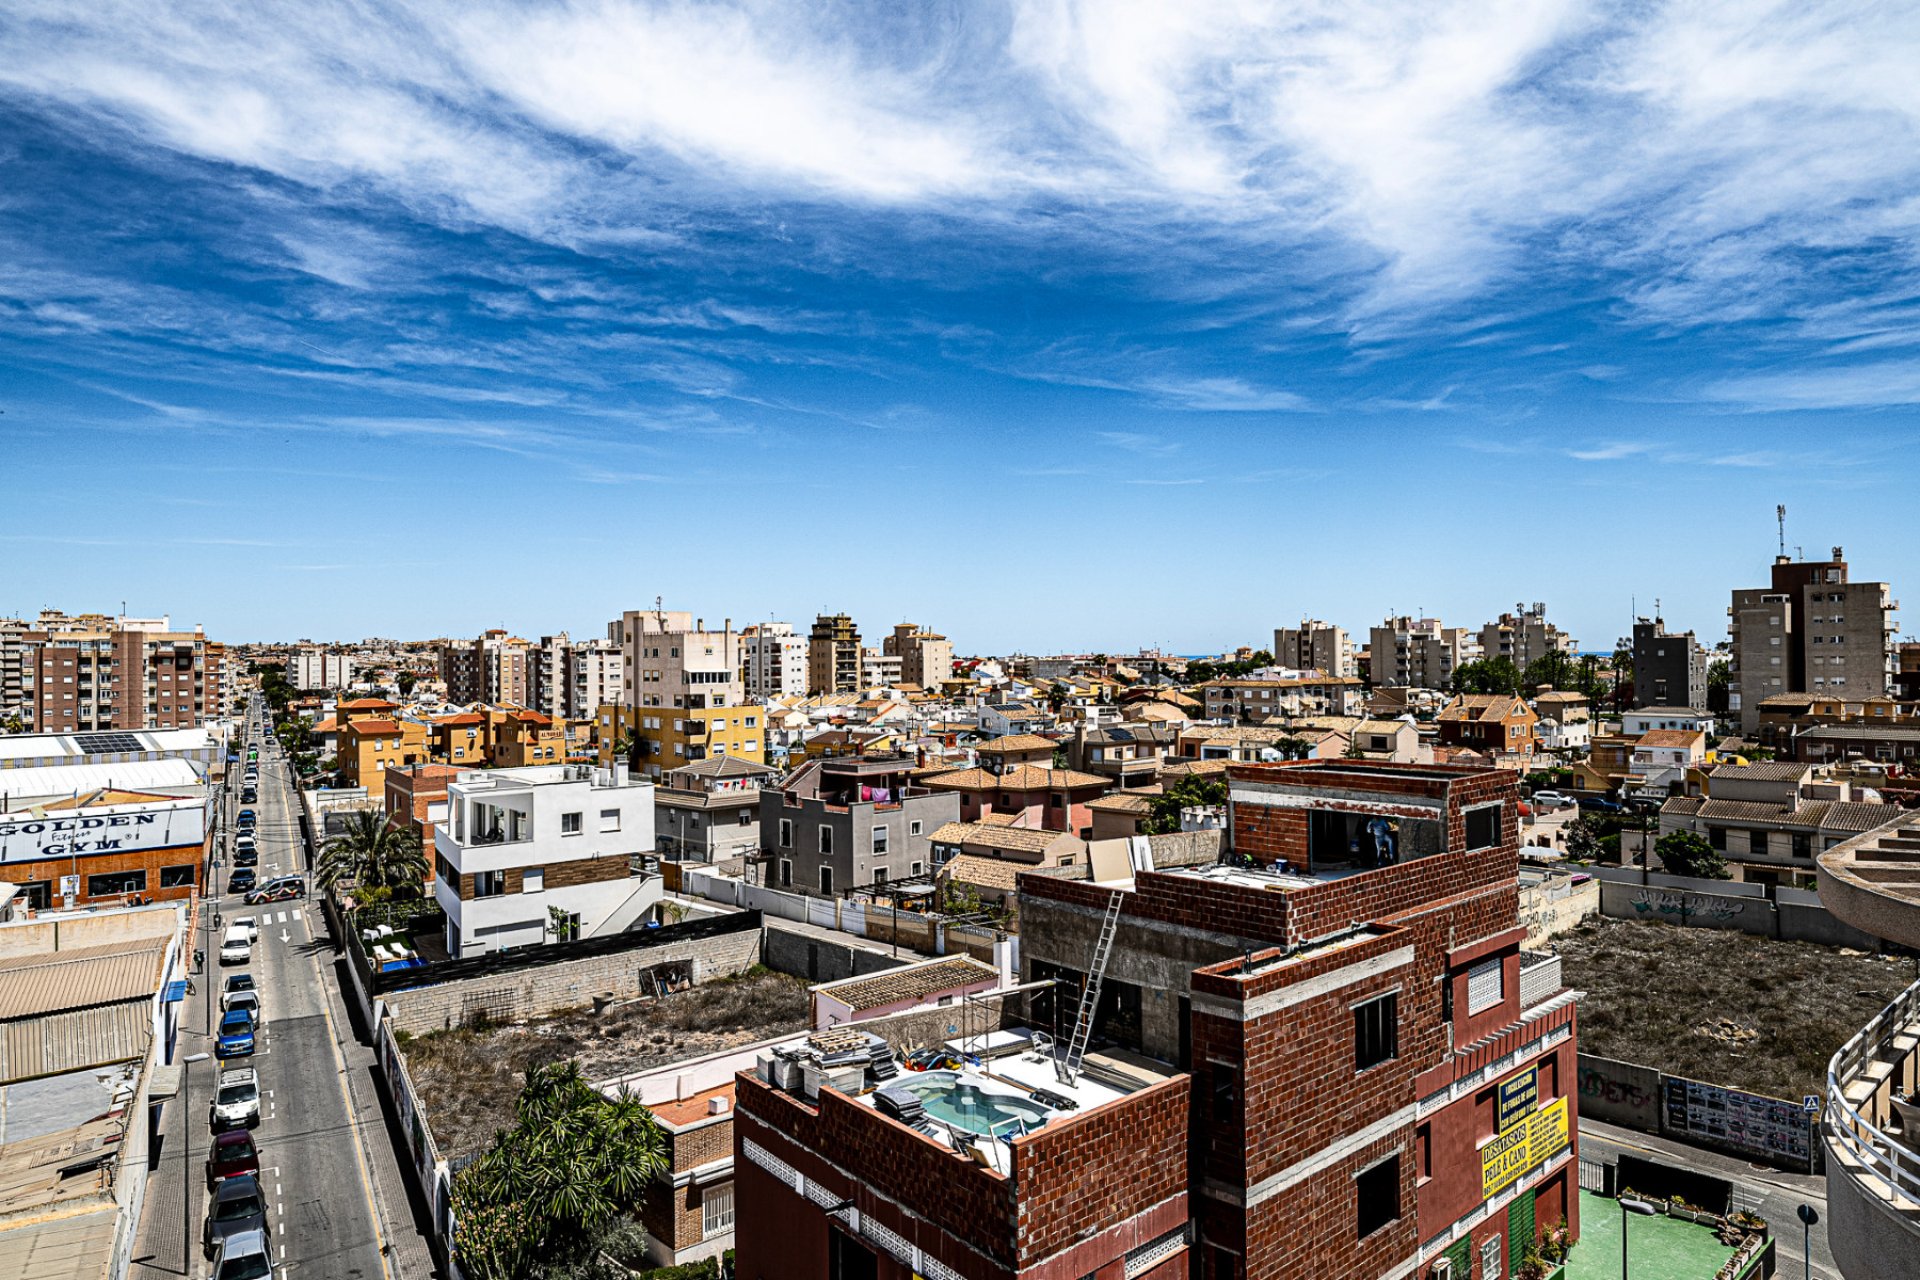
[
  {"x1": 1826, "y1": 974, "x2": 1920, "y2": 1217},
  {"x1": 1518, "y1": 951, "x2": 1563, "y2": 1010}
]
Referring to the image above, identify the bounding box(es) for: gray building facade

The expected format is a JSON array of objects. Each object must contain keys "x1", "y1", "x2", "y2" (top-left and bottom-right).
[
  {"x1": 760, "y1": 756, "x2": 958, "y2": 896},
  {"x1": 1631, "y1": 616, "x2": 1709, "y2": 711}
]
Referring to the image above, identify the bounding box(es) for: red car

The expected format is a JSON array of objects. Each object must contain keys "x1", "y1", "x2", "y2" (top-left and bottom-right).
[{"x1": 206, "y1": 1129, "x2": 260, "y2": 1190}]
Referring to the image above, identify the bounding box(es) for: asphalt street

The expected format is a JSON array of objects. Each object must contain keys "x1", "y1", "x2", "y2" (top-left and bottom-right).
[{"x1": 134, "y1": 699, "x2": 392, "y2": 1280}]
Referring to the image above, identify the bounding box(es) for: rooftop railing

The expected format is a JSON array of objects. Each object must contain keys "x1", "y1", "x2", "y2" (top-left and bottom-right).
[{"x1": 1826, "y1": 973, "x2": 1920, "y2": 1217}]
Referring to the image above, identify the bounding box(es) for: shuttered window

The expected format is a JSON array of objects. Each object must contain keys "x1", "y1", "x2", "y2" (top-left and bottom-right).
[{"x1": 1467, "y1": 956, "x2": 1505, "y2": 1015}]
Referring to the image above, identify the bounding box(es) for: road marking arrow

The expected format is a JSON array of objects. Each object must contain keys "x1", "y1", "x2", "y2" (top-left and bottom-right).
[{"x1": 279, "y1": 930, "x2": 290, "y2": 944}]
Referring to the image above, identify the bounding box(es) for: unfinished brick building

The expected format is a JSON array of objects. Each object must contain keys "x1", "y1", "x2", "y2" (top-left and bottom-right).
[{"x1": 734, "y1": 760, "x2": 1578, "y2": 1280}]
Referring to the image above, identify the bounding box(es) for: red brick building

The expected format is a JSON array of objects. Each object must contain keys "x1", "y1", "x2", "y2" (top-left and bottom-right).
[
  {"x1": 735, "y1": 760, "x2": 1576, "y2": 1280},
  {"x1": 1435, "y1": 695, "x2": 1538, "y2": 763},
  {"x1": 382, "y1": 763, "x2": 462, "y2": 843}
]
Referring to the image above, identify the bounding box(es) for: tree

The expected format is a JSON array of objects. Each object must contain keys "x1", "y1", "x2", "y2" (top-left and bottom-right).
[
  {"x1": 1452, "y1": 657, "x2": 1523, "y2": 696},
  {"x1": 0, "y1": 712, "x2": 26, "y2": 735},
  {"x1": 1706, "y1": 657, "x2": 1732, "y2": 714},
  {"x1": 1145, "y1": 775, "x2": 1228, "y2": 835},
  {"x1": 396, "y1": 670, "x2": 420, "y2": 696},
  {"x1": 1522, "y1": 651, "x2": 1578, "y2": 694},
  {"x1": 317, "y1": 809, "x2": 427, "y2": 895},
  {"x1": 453, "y1": 1061, "x2": 669, "y2": 1280},
  {"x1": 1655, "y1": 829, "x2": 1729, "y2": 880},
  {"x1": 1609, "y1": 643, "x2": 1634, "y2": 712},
  {"x1": 1562, "y1": 815, "x2": 1604, "y2": 860}
]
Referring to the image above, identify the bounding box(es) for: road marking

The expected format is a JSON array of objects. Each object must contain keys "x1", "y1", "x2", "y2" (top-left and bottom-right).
[{"x1": 292, "y1": 910, "x2": 302, "y2": 921}]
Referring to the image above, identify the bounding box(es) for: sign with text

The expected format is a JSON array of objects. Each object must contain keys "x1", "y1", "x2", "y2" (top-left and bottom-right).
[
  {"x1": 1497, "y1": 1065, "x2": 1539, "y2": 1132},
  {"x1": 0, "y1": 801, "x2": 205, "y2": 862},
  {"x1": 1482, "y1": 1095, "x2": 1570, "y2": 1199}
]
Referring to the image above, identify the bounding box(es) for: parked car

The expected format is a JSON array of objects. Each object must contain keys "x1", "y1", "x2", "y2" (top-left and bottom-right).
[
  {"x1": 209, "y1": 1067, "x2": 260, "y2": 1130},
  {"x1": 206, "y1": 1128, "x2": 260, "y2": 1189},
  {"x1": 236, "y1": 809, "x2": 256, "y2": 827},
  {"x1": 223, "y1": 972, "x2": 255, "y2": 997},
  {"x1": 1575, "y1": 794, "x2": 1624, "y2": 814},
  {"x1": 232, "y1": 849, "x2": 258, "y2": 868},
  {"x1": 215, "y1": 1009, "x2": 256, "y2": 1058},
  {"x1": 221, "y1": 988, "x2": 262, "y2": 1019},
  {"x1": 211, "y1": 1225, "x2": 273, "y2": 1280},
  {"x1": 219, "y1": 927, "x2": 252, "y2": 966},
  {"x1": 234, "y1": 916, "x2": 260, "y2": 943},
  {"x1": 228, "y1": 869, "x2": 257, "y2": 894},
  {"x1": 203, "y1": 1173, "x2": 269, "y2": 1258},
  {"x1": 1529, "y1": 790, "x2": 1572, "y2": 810},
  {"x1": 240, "y1": 791, "x2": 257, "y2": 805}
]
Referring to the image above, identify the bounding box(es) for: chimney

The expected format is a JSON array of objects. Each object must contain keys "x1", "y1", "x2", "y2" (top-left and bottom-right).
[{"x1": 1833, "y1": 546, "x2": 1844, "y2": 563}]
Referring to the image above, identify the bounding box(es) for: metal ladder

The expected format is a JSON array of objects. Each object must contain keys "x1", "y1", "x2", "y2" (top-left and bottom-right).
[{"x1": 1058, "y1": 889, "x2": 1125, "y2": 1084}]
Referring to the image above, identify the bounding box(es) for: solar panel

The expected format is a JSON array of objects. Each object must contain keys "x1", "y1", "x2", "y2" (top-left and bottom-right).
[{"x1": 74, "y1": 731, "x2": 143, "y2": 754}]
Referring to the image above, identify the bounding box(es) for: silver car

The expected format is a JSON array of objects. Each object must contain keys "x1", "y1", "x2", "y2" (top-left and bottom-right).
[{"x1": 204, "y1": 1176, "x2": 269, "y2": 1261}]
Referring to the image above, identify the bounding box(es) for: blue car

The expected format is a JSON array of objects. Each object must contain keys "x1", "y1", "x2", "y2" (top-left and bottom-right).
[
  {"x1": 236, "y1": 809, "x2": 256, "y2": 826},
  {"x1": 215, "y1": 1009, "x2": 256, "y2": 1058}
]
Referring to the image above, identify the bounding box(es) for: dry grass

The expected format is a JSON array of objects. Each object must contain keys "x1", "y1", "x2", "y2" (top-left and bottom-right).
[
  {"x1": 1556, "y1": 917, "x2": 1914, "y2": 1103},
  {"x1": 401, "y1": 968, "x2": 810, "y2": 1160}
]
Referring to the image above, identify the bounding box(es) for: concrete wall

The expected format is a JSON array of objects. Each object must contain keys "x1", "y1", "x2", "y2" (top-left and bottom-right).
[
  {"x1": 1576, "y1": 1053, "x2": 1661, "y2": 1130},
  {"x1": 1519, "y1": 875, "x2": 1599, "y2": 948},
  {"x1": 1598, "y1": 876, "x2": 1890, "y2": 948},
  {"x1": 0, "y1": 900, "x2": 184, "y2": 958},
  {"x1": 380, "y1": 925, "x2": 762, "y2": 1035},
  {"x1": 761, "y1": 923, "x2": 903, "y2": 984}
]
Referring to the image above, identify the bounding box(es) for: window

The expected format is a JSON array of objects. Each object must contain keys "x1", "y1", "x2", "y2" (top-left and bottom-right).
[
  {"x1": 473, "y1": 870, "x2": 507, "y2": 898},
  {"x1": 600, "y1": 808, "x2": 621, "y2": 833},
  {"x1": 1479, "y1": 1234, "x2": 1504, "y2": 1280},
  {"x1": 1708, "y1": 827, "x2": 1727, "y2": 850},
  {"x1": 779, "y1": 859, "x2": 792, "y2": 887},
  {"x1": 778, "y1": 818, "x2": 793, "y2": 848},
  {"x1": 523, "y1": 868, "x2": 545, "y2": 893},
  {"x1": 1355, "y1": 992, "x2": 1398, "y2": 1070},
  {"x1": 872, "y1": 867, "x2": 888, "y2": 886},
  {"x1": 820, "y1": 866, "x2": 834, "y2": 895},
  {"x1": 1750, "y1": 829, "x2": 1768, "y2": 856},
  {"x1": 820, "y1": 826, "x2": 834, "y2": 855},
  {"x1": 1355, "y1": 1154, "x2": 1400, "y2": 1239},
  {"x1": 739, "y1": 809, "x2": 753, "y2": 826},
  {"x1": 87, "y1": 870, "x2": 147, "y2": 896},
  {"x1": 910, "y1": 861, "x2": 923, "y2": 877},
  {"x1": 872, "y1": 826, "x2": 889, "y2": 855},
  {"x1": 1463, "y1": 804, "x2": 1499, "y2": 851},
  {"x1": 1466, "y1": 956, "x2": 1504, "y2": 1015},
  {"x1": 1210, "y1": 1060, "x2": 1239, "y2": 1122},
  {"x1": 561, "y1": 811, "x2": 582, "y2": 836},
  {"x1": 701, "y1": 1183, "x2": 735, "y2": 1238},
  {"x1": 910, "y1": 820, "x2": 922, "y2": 836}
]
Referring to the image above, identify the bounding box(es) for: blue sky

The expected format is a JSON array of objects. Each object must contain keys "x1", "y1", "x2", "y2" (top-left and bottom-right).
[{"x1": 3, "y1": 1, "x2": 1919, "y2": 653}]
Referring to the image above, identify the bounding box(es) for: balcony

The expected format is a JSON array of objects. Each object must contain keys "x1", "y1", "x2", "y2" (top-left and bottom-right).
[
  {"x1": 1518, "y1": 950, "x2": 1563, "y2": 1011},
  {"x1": 1824, "y1": 976, "x2": 1920, "y2": 1280}
]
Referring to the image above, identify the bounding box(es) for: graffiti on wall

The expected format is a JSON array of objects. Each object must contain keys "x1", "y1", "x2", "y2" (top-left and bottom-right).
[
  {"x1": 1629, "y1": 888, "x2": 1746, "y2": 923},
  {"x1": 1576, "y1": 1054, "x2": 1662, "y2": 1129}
]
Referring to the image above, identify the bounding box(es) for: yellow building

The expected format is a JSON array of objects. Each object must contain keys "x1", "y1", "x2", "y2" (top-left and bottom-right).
[
  {"x1": 337, "y1": 715, "x2": 432, "y2": 789},
  {"x1": 598, "y1": 702, "x2": 765, "y2": 779},
  {"x1": 489, "y1": 708, "x2": 568, "y2": 767}
]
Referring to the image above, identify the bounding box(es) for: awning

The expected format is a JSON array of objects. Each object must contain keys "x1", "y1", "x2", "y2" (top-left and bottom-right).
[{"x1": 147, "y1": 1060, "x2": 182, "y2": 1102}]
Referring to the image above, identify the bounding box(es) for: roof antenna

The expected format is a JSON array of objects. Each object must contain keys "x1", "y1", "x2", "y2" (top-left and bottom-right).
[{"x1": 1777, "y1": 504, "x2": 1787, "y2": 558}]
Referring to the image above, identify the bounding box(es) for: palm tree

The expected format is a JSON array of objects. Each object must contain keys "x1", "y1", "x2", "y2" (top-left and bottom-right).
[{"x1": 317, "y1": 809, "x2": 426, "y2": 895}]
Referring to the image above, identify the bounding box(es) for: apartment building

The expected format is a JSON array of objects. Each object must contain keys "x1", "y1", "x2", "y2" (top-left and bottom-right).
[
  {"x1": 655, "y1": 756, "x2": 778, "y2": 864},
  {"x1": 1272, "y1": 619, "x2": 1355, "y2": 678},
  {"x1": 1199, "y1": 676, "x2": 1365, "y2": 721},
  {"x1": 1730, "y1": 546, "x2": 1899, "y2": 732},
  {"x1": 1629, "y1": 617, "x2": 1708, "y2": 711},
  {"x1": 432, "y1": 762, "x2": 659, "y2": 956},
  {"x1": 1369, "y1": 616, "x2": 1480, "y2": 689},
  {"x1": 438, "y1": 630, "x2": 532, "y2": 706},
  {"x1": 602, "y1": 703, "x2": 768, "y2": 780},
  {"x1": 382, "y1": 762, "x2": 462, "y2": 845},
  {"x1": 736, "y1": 760, "x2": 1577, "y2": 1280},
  {"x1": 760, "y1": 756, "x2": 958, "y2": 895},
  {"x1": 520, "y1": 632, "x2": 625, "y2": 720},
  {"x1": 1435, "y1": 694, "x2": 1538, "y2": 762},
  {"x1": 742, "y1": 623, "x2": 809, "y2": 701},
  {"x1": 808, "y1": 613, "x2": 862, "y2": 695},
  {"x1": 0, "y1": 612, "x2": 223, "y2": 733},
  {"x1": 616, "y1": 609, "x2": 744, "y2": 711},
  {"x1": 292, "y1": 648, "x2": 356, "y2": 691},
  {"x1": 1477, "y1": 605, "x2": 1575, "y2": 671},
  {"x1": 883, "y1": 623, "x2": 955, "y2": 688},
  {"x1": 338, "y1": 713, "x2": 431, "y2": 789}
]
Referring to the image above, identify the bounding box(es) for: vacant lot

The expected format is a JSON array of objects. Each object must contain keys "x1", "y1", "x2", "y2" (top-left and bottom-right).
[
  {"x1": 402, "y1": 968, "x2": 809, "y2": 1160},
  {"x1": 1556, "y1": 917, "x2": 1913, "y2": 1104}
]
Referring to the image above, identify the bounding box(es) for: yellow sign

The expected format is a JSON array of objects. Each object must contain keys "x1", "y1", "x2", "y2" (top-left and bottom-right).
[{"x1": 1481, "y1": 1096, "x2": 1570, "y2": 1199}]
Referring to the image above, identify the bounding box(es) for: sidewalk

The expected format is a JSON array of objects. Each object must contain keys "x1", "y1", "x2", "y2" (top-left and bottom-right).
[{"x1": 311, "y1": 901, "x2": 443, "y2": 1280}]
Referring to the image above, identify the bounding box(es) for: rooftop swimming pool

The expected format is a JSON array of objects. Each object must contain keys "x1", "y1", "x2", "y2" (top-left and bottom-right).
[{"x1": 896, "y1": 1071, "x2": 1053, "y2": 1139}]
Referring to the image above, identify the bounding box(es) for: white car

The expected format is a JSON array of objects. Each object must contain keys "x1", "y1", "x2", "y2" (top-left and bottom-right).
[
  {"x1": 1529, "y1": 790, "x2": 1572, "y2": 810},
  {"x1": 221, "y1": 989, "x2": 262, "y2": 1020},
  {"x1": 209, "y1": 1067, "x2": 260, "y2": 1130},
  {"x1": 233, "y1": 916, "x2": 259, "y2": 943},
  {"x1": 219, "y1": 926, "x2": 252, "y2": 965}
]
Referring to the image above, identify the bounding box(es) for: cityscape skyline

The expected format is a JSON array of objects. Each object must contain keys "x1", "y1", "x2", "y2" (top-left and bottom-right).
[{"x1": 6, "y1": 5, "x2": 1920, "y2": 647}]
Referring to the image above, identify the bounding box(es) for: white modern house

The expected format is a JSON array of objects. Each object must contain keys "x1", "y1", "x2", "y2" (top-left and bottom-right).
[{"x1": 432, "y1": 762, "x2": 661, "y2": 957}]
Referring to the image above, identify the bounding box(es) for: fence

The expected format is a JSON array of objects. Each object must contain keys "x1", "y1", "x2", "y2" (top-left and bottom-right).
[
  {"x1": 1578, "y1": 1051, "x2": 1821, "y2": 1173},
  {"x1": 374, "y1": 1016, "x2": 458, "y2": 1277},
  {"x1": 1596, "y1": 870, "x2": 1893, "y2": 950}
]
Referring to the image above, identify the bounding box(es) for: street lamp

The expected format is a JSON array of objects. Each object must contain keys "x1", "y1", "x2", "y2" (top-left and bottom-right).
[
  {"x1": 1797, "y1": 1203, "x2": 1819, "y2": 1280},
  {"x1": 1620, "y1": 1197, "x2": 1656, "y2": 1279}
]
